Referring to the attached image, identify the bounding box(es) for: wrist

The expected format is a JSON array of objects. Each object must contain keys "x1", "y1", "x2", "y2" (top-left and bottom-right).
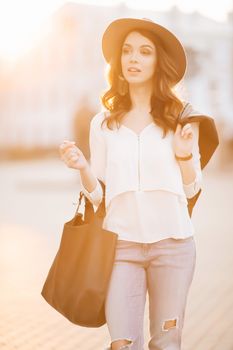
[
  {"x1": 175, "y1": 153, "x2": 193, "y2": 161},
  {"x1": 79, "y1": 162, "x2": 90, "y2": 173}
]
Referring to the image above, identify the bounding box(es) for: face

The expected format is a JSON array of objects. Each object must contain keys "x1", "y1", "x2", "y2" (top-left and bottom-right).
[{"x1": 121, "y1": 31, "x2": 157, "y2": 85}]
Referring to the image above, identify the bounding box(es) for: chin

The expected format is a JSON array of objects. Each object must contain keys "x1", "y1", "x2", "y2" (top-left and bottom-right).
[
  {"x1": 128, "y1": 79, "x2": 152, "y2": 87},
  {"x1": 126, "y1": 76, "x2": 146, "y2": 84}
]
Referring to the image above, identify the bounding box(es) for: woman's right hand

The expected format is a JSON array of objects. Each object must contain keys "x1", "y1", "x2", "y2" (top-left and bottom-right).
[{"x1": 59, "y1": 140, "x2": 89, "y2": 171}]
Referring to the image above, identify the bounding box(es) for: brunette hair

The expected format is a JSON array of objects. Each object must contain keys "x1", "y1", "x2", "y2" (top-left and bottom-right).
[{"x1": 100, "y1": 28, "x2": 185, "y2": 137}]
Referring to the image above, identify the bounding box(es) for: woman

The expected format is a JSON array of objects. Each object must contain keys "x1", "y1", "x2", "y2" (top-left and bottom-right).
[{"x1": 59, "y1": 18, "x2": 219, "y2": 350}]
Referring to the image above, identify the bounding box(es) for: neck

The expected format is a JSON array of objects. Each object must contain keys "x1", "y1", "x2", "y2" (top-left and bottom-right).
[{"x1": 129, "y1": 81, "x2": 153, "y2": 113}]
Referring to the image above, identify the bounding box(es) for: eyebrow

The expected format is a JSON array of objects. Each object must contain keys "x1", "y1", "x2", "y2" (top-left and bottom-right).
[{"x1": 122, "y1": 43, "x2": 154, "y2": 50}]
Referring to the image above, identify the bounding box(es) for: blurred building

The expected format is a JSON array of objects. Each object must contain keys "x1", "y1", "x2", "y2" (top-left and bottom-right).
[{"x1": 0, "y1": 3, "x2": 232, "y2": 162}]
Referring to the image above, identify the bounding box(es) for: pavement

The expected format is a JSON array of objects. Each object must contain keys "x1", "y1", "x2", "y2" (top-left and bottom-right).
[{"x1": 0, "y1": 157, "x2": 232, "y2": 350}]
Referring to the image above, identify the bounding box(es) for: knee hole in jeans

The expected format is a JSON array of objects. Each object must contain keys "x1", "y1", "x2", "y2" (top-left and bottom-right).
[
  {"x1": 110, "y1": 339, "x2": 133, "y2": 350},
  {"x1": 162, "y1": 317, "x2": 179, "y2": 332}
]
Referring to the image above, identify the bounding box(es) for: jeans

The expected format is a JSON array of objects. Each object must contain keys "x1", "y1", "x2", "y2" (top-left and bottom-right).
[{"x1": 104, "y1": 236, "x2": 196, "y2": 350}]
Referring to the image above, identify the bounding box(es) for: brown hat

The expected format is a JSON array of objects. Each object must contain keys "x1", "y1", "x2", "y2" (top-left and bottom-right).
[{"x1": 102, "y1": 17, "x2": 187, "y2": 84}]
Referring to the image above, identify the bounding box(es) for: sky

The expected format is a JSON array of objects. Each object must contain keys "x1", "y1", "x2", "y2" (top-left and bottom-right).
[{"x1": 0, "y1": 0, "x2": 232, "y2": 62}]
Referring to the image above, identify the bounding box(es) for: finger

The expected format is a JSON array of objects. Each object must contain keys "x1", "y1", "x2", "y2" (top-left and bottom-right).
[
  {"x1": 183, "y1": 125, "x2": 193, "y2": 134},
  {"x1": 60, "y1": 142, "x2": 76, "y2": 151},
  {"x1": 59, "y1": 140, "x2": 76, "y2": 149},
  {"x1": 63, "y1": 140, "x2": 76, "y2": 144},
  {"x1": 60, "y1": 150, "x2": 72, "y2": 162},
  {"x1": 69, "y1": 147, "x2": 81, "y2": 158},
  {"x1": 181, "y1": 125, "x2": 192, "y2": 137},
  {"x1": 183, "y1": 123, "x2": 191, "y2": 128},
  {"x1": 60, "y1": 146, "x2": 78, "y2": 158},
  {"x1": 70, "y1": 152, "x2": 79, "y2": 161},
  {"x1": 59, "y1": 144, "x2": 71, "y2": 155},
  {"x1": 181, "y1": 123, "x2": 191, "y2": 130},
  {"x1": 64, "y1": 153, "x2": 77, "y2": 164},
  {"x1": 175, "y1": 123, "x2": 182, "y2": 134},
  {"x1": 182, "y1": 130, "x2": 193, "y2": 139},
  {"x1": 66, "y1": 147, "x2": 82, "y2": 158},
  {"x1": 67, "y1": 156, "x2": 79, "y2": 167},
  {"x1": 182, "y1": 123, "x2": 192, "y2": 131}
]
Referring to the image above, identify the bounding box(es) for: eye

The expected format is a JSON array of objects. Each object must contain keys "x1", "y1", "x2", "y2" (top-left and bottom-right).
[
  {"x1": 122, "y1": 47, "x2": 131, "y2": 55},
  {"x1": 140, "y1": 49, "x2": 151, "y2": 55}
]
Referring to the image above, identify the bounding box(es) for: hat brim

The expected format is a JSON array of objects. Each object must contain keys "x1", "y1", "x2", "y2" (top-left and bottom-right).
[{"x1": 102, "y1": 18, "x2": 187, "y2": 84}]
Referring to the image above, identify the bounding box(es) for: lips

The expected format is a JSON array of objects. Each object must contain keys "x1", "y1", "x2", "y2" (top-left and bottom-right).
[{"x1": 127, "y1": 67, "x2": 141, "y2": 72}]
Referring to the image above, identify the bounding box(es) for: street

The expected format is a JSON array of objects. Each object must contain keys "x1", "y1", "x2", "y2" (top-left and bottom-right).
[{"x1": 0, "y1": 158, "x2": 232, "y2": 350}]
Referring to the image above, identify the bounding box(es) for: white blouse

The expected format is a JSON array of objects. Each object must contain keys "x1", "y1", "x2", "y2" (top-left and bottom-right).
[{"x1": 79, "y1": 110, "x2": 202, "y2": 243}]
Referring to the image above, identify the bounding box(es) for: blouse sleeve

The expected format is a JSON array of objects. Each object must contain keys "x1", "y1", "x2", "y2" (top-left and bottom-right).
[
  {"x1": 182, "y1": 121, "x2": 203, "y2": 198},
  {"x1": 79, "y1": 112, "x2": 106, "y2": 207}
]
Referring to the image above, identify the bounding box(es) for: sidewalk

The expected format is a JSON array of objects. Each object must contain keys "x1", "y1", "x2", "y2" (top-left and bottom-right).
[{"x1": 0, "y1": 158, "x2": 232, "y2": 350}]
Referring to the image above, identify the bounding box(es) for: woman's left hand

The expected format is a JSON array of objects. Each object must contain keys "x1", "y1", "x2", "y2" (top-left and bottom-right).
[{"x1": 173, "y1": 123, "x2": 194, "y2": 157}]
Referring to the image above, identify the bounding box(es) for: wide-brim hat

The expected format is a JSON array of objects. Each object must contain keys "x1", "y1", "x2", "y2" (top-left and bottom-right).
[{"x1": 102, "y1": 17, "x2": 187, "y2": 84}]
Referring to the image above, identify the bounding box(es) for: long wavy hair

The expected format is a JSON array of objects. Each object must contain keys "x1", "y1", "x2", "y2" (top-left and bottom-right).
[{"x1": 100, "y1": 28, "x2": 185, "y2": 138}]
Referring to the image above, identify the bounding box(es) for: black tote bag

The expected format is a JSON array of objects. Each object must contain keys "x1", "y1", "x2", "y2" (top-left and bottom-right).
[{"x1": 41, "y1": 180, "x2": 118, "y2": 327}]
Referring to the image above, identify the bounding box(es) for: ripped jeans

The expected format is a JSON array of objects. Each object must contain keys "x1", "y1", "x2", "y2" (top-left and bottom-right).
[{"x1": 104, "y1": 237, "x2": 196, "y2": 350}]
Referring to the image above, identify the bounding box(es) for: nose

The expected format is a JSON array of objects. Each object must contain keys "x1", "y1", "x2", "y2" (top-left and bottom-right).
[{"x1": 129, "y1": 50, "x2": 138, "y2": 63}]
